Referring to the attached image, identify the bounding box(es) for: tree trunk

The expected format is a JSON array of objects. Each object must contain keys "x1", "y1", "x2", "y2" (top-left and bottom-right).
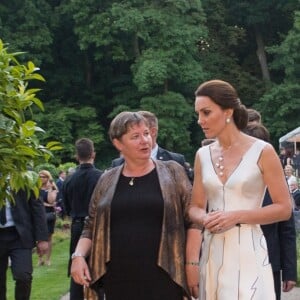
[
  {"x1": 85, "y1": 52, "x2": 92, "y2": 88},
  {"x1": 133, "y1": 33, "x2": 140, "y2": 58},
  {"x1": 164, "y1": 79, "x2": 168, "y2": 93},
  {"x1": 254, "y1": 25, "x2": 270, "y2": 81}
]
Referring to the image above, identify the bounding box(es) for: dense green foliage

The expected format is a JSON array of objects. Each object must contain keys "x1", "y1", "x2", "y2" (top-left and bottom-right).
[
  {"x1": 256, "y1": 11, "x2": 300, "y2": 142},
  {"x1": 0, "y1": 40, "x2": 60, "y2": 205},
  {"x1": 0, "y1": 0, "x2": 299, "y2": 168}
]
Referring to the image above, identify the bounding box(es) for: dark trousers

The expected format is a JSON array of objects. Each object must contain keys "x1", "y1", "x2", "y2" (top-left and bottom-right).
[
  {"x1": 69, "y1": 220, "x2": 104, "y2": 300},
  {"x1": 0, "y1": 227, "x2": 32, "y2": 300},
  {"x1": 69, "y1": 219, "x2": 85, "y2": 300},
  {"x1": 273, "y1": 271, "x2": 281, "y2": 300}
]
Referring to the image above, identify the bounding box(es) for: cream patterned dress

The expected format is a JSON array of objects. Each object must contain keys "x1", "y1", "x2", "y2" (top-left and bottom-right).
[{"x1": 198, "y1": 140, "x2": 275, "y2": 300}]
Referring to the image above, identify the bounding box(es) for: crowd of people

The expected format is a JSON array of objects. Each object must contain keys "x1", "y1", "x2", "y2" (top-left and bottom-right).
[{"x1": 0, "y1": 79, "x2": 299, "y2": 300}]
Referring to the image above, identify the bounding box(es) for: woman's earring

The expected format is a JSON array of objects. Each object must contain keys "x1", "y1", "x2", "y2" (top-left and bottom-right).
[{"x1": 226, "y1": 118, "x2": 231, "y2": 124}]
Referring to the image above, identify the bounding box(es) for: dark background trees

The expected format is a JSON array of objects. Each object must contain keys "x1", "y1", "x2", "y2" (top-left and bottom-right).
[{"x1": 0, "y1": 0, "x2": 299, "y2": 168}]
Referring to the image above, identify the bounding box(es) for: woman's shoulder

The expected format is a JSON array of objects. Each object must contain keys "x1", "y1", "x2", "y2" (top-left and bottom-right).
[
  {"x1": 155, "y1": 160, "x2": 188, "y2": 177},
  {"x1": 95, "y1": 165, "x2": 122, "y2": 187},
  {"x1": 155, "y1": 159, "x2": 182, "y2": 170},
  {"x1": 196, "y1": 144, "x2": 211, "y2": 158},
  {"x1": 155, "y1": 160, "x2": 191, "y2": 182},
  {"x1": 252, "y1": 138, "x2": 274, "y2": 152},
  {"x1": 253, "y1": 139, "x2": 280, "y2": 165}
]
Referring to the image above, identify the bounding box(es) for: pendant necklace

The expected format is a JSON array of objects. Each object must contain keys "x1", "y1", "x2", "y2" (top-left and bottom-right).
[{"x1": 125, "y1": 161, "x2": 154, "y2": 186}]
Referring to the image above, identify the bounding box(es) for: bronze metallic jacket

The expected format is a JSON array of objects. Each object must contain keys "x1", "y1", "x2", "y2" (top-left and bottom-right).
[{"x1": 81, "y1": 160, "x2": 194, "y2": 299}]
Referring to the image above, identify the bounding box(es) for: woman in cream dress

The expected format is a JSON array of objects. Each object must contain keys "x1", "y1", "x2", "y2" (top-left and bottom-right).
[{"x1": 186, "y1": 80, "x2": 292, "y2": 300}]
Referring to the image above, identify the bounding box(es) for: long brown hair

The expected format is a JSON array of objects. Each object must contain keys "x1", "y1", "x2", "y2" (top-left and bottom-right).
[{"x1": 195, "y1": 79, "x2": 248, "y2": 130}]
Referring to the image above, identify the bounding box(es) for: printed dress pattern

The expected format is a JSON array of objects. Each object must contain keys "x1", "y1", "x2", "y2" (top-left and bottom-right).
[{"x1": 198, "y1": 140, "x2": 275, "y2": 300}]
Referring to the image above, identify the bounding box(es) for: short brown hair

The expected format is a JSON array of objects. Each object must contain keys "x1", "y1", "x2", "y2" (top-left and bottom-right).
[
  {"x1": 247, "y1": 108, "x2": 261, "y2": 123},
  {"x1": 75, "y1": 138, "x2": 95, "y2": 160},
  {"x1": 243, "y1": 123, "x2": 270, "y2": 142},
  {"x1": 109, "y1": 111, "x2": 149, "y2": 141},
  {"x1": 137, "y1": 110, "x2": 158, "y2": 129}
]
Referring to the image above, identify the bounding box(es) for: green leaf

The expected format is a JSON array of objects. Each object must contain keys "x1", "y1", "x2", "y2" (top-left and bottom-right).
[{"x1": 0, "y1": 39, "x2": 60, "y2": 205}]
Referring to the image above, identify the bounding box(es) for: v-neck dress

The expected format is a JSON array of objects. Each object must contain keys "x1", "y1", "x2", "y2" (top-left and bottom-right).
[{"x1": 198, "y1": 140, "x2": 276, "y2": 300}]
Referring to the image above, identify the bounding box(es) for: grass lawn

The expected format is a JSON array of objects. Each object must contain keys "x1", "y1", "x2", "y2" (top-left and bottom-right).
[
  {"x1": 7, "y1": 220, "x2": 71, "y2": 300},
  {"x1": 5, "y1": 222, "x2": 300, "y2": 299}
]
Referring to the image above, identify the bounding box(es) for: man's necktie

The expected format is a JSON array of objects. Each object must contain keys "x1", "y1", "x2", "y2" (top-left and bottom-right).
[{"x1": 0, "y1": 205, "x2": 7, "y2": 225}]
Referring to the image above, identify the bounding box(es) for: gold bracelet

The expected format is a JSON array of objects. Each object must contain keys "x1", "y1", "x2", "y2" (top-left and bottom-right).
[{"x1": 185, "y1": 261, "x2": 200, "y2": 266}]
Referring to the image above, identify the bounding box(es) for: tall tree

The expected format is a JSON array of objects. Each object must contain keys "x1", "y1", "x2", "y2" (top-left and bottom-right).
[
  {"x1": 224, "y1": 0, "x2": 297, "y2": 82},
  {"x1": 1, "y1": 0, "x2": 298, "y2": 163},
  {"x1": 200, "y1": 0, "x2": 265, "y2": 107},
  {"x1": 0, "y1": 0, "x2": 55, "y2": 65},
  {"x1": 60, "y1": 0, "x2": 208, "y2": 155},
  {"x1": 256, "y1": 11, "x2": 300, "y2": 141}
]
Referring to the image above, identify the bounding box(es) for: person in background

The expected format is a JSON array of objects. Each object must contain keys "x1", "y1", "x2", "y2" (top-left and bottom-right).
[
  {"x1": 279, "y1": 148, "x2": 289, "y2": 168},
  {"x1": 187, "y1": 79, "x2": 292, "y2": 299},
  {"x1": 285, "y1": 149, "x2": 294, "y2": 167},
  {"x1": 293, "y1": 149, "x2": 300, "y2": 177},
  {"x1": 289, "y1": 177, "x2": 300, "y2": 210},
  {"x1": 56, "y1": 170, "x2": 66, "y2": 219},
  {"x1": 247, "y1": 107, "x2": 296, "y2": 171},
  {"x1": 0, "y1": 188, "x2": 48, "y2": 300},
  {"x1": 67, "y1": 167, "x2": 76, "y2": 177},
  {"x1": 71, "y1": 111, "x2": 195, "y2": 300},
  {"x1": 62, "y1": 138, "x2": 103, "y2": 300},
  {"x1": 247, "y1": 108, "x2": 261, "y2": 125},
  {"x1": 38, "y1": 170, "x2": 58, "y2": 266},
  {"x1": 244, "y1": 122, "x2": 297, "y2": 300},
  {"x1": 184, "y1": 161, "x2": 194, "y2": 182},
  {"x1": 284, "y1": 165, "x2": 297, "y2": 185},
  {"x1": 111, "y1": 110, "x2": 194, "y2": 183}
]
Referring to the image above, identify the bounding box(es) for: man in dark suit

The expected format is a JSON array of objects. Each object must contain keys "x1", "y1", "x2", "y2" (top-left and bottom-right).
[
  {"x1": 111, "y1": 110, "x2": 194, "y2": 182},
  {"x1": 56, "y1": 170, "x2": 66, "y2": 218},
  {"x1": 63, "y1": 138, "x2": 103, "y2": 300},
  {"x1": 0, "y1": 189, "x2": 48, "y2": 300},
  {"x1": 244, "y1": 122, "x2": 297, "y2": 300},
  {"x1": 261, "y1": 190, "x2": 297, "y2": 300}
]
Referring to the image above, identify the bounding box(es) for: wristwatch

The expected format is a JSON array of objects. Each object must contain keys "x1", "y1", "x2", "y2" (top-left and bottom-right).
[{"x1": 71, "y1": 252, "x2": 85, "y2": 260}]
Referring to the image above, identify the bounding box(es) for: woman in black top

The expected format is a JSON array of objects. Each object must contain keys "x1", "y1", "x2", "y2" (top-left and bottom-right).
[
  {"x1": 71, "y1": 111, "x2": 196, "y2": 300},
  {"x1": 38, "y1": 170, "x2": 57, "y2": 266}
]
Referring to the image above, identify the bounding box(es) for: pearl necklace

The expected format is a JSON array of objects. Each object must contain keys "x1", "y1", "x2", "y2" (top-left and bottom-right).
[
  {"x1": 129, "y1": 177, "x2": 134, "y2": 186},
  {"x1": 215, "y1": 144, "x2": 233, "y2": 177},
  {"x1": 215, "y1": 156, "x2": 225, "y2": 176}
]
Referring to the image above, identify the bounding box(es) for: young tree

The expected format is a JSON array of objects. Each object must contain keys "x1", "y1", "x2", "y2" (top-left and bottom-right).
[{"x1": 0, "y1": 40, "x2": 60, "y2": 205}]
